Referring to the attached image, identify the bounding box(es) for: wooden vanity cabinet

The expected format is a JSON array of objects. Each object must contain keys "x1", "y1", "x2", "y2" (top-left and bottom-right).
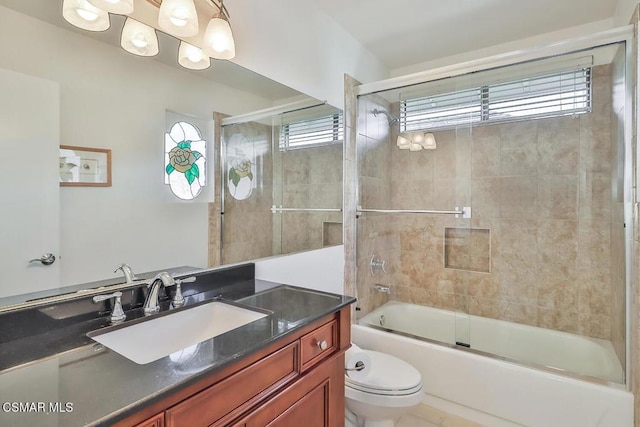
[
  {"x1": 118, "y1": 306, "x2": 350, "y2": 427},
  {"x1": 134, "y1": 413, "x2": 164, "y2": 427},
  {"x1": 231, "y1": 354, "x2": 343, "y2": 427}
]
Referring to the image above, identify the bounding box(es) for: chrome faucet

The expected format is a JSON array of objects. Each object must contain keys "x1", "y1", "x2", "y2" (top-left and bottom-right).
[
  {"x1": 114, "y1": 263, "x2": 137, "y2": 284},
  {"x1": 374, "y1": 284, "x2": 391, "y2": 294},
  {"x1": 144, "y1": 272, "x2": 174, "y2": 315},
  {"x1": 143, "y1": 273, "x2": 196, "y2": 315}
]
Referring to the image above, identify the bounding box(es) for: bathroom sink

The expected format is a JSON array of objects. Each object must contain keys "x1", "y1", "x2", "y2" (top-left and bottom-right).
[{"x1": 87, "y1": 301, "x2": 269, "y2": 364}]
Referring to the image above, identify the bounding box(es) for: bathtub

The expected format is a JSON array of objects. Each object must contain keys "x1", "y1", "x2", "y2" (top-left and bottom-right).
[{"x1": 354, "y1": 301, "x2": 633, "y2": 427}]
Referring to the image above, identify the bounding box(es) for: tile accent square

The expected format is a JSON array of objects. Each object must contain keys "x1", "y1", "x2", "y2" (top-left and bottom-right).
[{"x1": 444, "y1": 228, "x2": 490, "y2": 273}]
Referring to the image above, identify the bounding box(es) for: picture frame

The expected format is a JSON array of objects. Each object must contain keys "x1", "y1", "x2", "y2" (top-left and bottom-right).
[{"x1": 59, "y1": 145, "x2": 111, "y2": 187}]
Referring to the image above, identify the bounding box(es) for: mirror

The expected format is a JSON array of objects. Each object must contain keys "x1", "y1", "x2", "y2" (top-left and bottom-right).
[
  {"x1": 221, "y1": 104, "x2": 344, "y2": 265},
  {"x1": 0, "y1": 0, "x2": 336, "y2": 306}
]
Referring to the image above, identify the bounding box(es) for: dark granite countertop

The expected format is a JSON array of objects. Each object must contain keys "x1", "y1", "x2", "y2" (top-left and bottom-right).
[{"x1": 0, "y1": 281, "x2": 355, "y2": 427}]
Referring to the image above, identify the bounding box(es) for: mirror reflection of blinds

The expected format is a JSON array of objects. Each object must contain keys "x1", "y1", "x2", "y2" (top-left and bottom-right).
[
  {"x1": 279, "y1": 113, "x2": 344, "y2": 151},
  {"x1": 401, "y1": 68, "x2": 591, "y2": 132}
]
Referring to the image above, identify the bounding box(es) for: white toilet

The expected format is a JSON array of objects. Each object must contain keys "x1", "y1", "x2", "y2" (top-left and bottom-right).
[{"x1": 345, "y1": 349, "x2": 423, "y2": 427}]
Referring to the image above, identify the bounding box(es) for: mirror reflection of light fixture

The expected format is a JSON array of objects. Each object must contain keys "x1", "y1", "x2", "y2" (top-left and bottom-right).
[
  {"x1": 158, "y1": 0, "x2": 199, "y2": 38},
  {"x1": 396, "y1": 132, "x2": 436, "y2": 151},
  {"x1": 63, "y1": 0, "x2": 237, "y2": 66},
  {"x1": 121, "y1": 18, "x2": 159, "y2": 57},
  {"x1": 62, "y1": 0, "x2": 110, "y2": 32},
  {"x1": 178, "y1": 41, "x2": 211, "y2": 70},
  {"x1": 87, "y1": 0, "x2": 134, "y2": 14},
  {"x1": 202, "y1": 0, "x2": 236, "y2": 60}
]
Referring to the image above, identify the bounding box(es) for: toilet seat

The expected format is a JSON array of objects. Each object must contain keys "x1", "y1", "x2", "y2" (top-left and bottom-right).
[{"x1": 345, "y1": 350, "x2": 422, "y2": 397}]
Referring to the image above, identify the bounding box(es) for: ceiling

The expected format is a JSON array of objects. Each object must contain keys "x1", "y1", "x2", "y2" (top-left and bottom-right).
[
  {"x1": 0, "y1": 0, "x2": 621, "y2": 99},
  {"x1": 311, "y1": 0, "x2": 619, "y2": 69}
]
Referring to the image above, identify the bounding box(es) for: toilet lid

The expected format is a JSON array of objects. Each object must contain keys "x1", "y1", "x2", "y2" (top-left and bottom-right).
[{"x1": 345, "y1": 350, "x2": 422, "y2": 396}]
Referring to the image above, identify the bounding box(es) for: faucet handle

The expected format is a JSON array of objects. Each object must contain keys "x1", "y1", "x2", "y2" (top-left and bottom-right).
[
  {"x1": 175, "y1": 276, "x2": 196, "y2": 285},
  {"x1": 166, "y1": 276, "x2": 196, "y2": 308},
  {"x1": 93, "y1": 291, "x2": 126, "y2": 324}
]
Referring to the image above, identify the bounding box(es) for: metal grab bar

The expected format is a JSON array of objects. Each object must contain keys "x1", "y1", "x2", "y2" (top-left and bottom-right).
[
  {"x1": 271, "y1": 206, "x2": 342, "y2": 213},
  {"x1": 357, "y1": 206, "x2": 471, "y2": 219}
]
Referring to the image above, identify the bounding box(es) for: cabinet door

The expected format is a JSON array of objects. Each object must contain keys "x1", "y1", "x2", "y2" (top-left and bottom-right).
[
  {"x1": 235, "y1": 355, "x2": 344, "y2": 427},
  {"x1": 135, "y1": 412, "x2": 164, "y2": 427},
  {"x1": 265, "y1": 380, "x2": 328, "y2": 427}
]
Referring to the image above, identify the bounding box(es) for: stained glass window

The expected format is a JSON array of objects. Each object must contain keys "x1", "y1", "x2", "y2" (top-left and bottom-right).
[{"x1": 164, "y1": 120, "x2": 207, "y2": 200}]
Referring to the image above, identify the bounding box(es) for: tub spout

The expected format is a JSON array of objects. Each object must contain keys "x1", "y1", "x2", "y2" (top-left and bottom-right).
[{"x1": 374, "y1": 284, "x2": 391, "y2": 294}]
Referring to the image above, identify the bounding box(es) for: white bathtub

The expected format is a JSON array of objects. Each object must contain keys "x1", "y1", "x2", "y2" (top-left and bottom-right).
[{"x1": 354, "y1": 301, "x2": 633, "y2": 427}]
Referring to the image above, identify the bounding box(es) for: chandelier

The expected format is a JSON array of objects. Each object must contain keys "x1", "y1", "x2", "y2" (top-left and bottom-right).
[{"x1": 62, "y1": 0, "x2": 236, "y2": 70}]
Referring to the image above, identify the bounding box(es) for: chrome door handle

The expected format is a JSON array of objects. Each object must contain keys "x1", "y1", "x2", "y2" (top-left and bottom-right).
[{"x1": 28, "y1": 253, "x2": 56, "y2": 266}]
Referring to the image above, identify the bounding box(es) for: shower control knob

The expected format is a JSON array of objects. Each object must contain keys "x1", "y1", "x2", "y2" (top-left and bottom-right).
[{"x1": 317, "y1": 340, "x2": 328, "y2": 351}]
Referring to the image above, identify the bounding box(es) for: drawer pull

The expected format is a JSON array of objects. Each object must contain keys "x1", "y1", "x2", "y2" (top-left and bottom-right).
[{"x1": 317, "y1": 340, "x2": 328, "y2": 351}]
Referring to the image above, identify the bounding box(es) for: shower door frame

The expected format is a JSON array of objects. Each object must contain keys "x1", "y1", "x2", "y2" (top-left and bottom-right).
[{"x1": 346, "y1": 25, "x2": 635, "y2": 388}]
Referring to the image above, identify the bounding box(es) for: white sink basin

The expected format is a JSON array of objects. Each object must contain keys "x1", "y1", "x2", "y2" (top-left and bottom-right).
[{"x1": 88, "y1": 301, "x2": 269, "y2": 364}]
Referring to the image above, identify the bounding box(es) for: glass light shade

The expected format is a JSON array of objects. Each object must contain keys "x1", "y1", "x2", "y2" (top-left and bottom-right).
[
  {"x1": 203, "y1": 15, "x2": 236, "y2": 60},
  {"x1": 121, "y1": 18, "x2": 158, "y2": 57},
  {"x1": 158, "y1": 0, "x2": 199, "y2": 38},
  {"x1": 63, "y1": 0, "x2": 110, "y2": 31},
  {"x1": 396, "y1": 134, "x2": 411, "y2": 147},
  {"x1": 87, "y1": 0, "x2": 134, "y2": 14},
  {"x1": 410, "y1": 132, "x2": 425, "y2": 144},
  {"x1": 178, "y1": 42, "x2": 211, "y2": 70},
  {"x1": 409, "y1": 143, "x2": 423, "y2": 152},
  {"x1": 423, "y1": 133, "x2": 437, "y2": 149}
]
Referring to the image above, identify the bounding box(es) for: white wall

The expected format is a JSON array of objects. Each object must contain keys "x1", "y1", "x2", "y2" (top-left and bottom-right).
[
  {"x1": 228, "y1": 0, "x2": 389, "y2": 109},
  {"x1": 390, "y1": 19, "x2": 615, "y2": 77},
  {"x1": 255, "y1": 246, "x2": 345, "y2": 295},
  {"x1": 0, "y1": 6, "x2": 275, "y2": 286},
  {"x1": 614, "y1": 0, "x2": 638, "y2": 25}
]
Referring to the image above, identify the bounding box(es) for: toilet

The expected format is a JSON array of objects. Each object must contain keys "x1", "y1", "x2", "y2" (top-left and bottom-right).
[{"x1": 345, "y1": 349, "x2": 423, "y2": 427}]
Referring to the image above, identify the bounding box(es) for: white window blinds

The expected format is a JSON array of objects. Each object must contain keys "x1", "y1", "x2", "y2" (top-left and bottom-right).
[
  {"x1": 401, "y1": 68, "x2": 591, "y2": 132},
  {"x1": 279, "y1": 112, "x2": 343, "y2": 151}
]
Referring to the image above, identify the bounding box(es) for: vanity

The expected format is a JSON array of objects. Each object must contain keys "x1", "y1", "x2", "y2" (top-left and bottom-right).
[{"x1": 0, "y1": 264, "x2": 355, "y2": 427}]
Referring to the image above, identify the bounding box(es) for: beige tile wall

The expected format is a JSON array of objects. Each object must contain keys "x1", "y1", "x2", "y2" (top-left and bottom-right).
[
  {"x1": 357, "y1": 64, "x2": 619, "y2": 342},
  {"x1": 221, "y1": 121, "x2": 274, "y2": 264},
  {"x1": 610, "y1": 44, "x2": 628, "y2": 379},
  {"x1": 275, "y1": 143, "x2": 343, "y2": 254},
  {"x1": 355, "y1": 95, "x2": 395, "y2": 317}
]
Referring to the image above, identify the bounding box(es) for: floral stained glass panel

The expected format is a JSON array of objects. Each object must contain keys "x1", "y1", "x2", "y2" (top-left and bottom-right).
[{"x1": 164, "y1": 121, "x2": 206, "y2": 200}]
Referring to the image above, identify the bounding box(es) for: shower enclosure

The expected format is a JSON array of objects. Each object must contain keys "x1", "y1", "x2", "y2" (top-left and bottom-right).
[
  {"x1": 220, "y1": 104, "x2": 344, "y2": 265},
  {"x1": 352, "y1": 41, "x2": 631, "y2": 384}
]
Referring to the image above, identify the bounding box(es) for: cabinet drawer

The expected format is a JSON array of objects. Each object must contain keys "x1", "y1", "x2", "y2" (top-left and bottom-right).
[
  {"x1": 166, "y1": 342, "x2": 299, "y2": 427},
  {"x1": 300, "y1": 320, "x2": 337, "y2": 371}
]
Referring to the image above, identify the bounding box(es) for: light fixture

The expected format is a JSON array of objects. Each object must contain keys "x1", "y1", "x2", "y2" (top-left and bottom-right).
[
  {"x1": 63, "y1": 0, "x2": 237, "y2": 67},
  {"x1": 423, "y1": 133, "x2": 436, "y2": 149},
  {"x1": 63, "y1": 0, "x2": 110, "y2": 32},
  {"x1": 396, "y1": 132, "x2": 436, "y2": 151},
  {"x1": 158, "y1": 0, "x2": 199, "y2": 38},
  {"x1": 87, "y1": 0, "x2": 134, "y2": 14},
  {"x1": 178, "y1": 41, "x2": 211, "y2": 70},
  {"x1": 203, "y1": 0, "x2": 236, "y2": 60},
  {"x1": 121, "y1": 18, "x2": 159, "y2": 57},
  {"x1": 396, "y1": 134, "x2": 411, "y2": 150}
]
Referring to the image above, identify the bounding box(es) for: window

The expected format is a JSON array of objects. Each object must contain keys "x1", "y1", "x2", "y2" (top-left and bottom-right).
[
  {"x1": 401, "y1": 68, "x2": 591, "y2": 132},
  {"x1": 279, "y1": 112, "x2": 343, "y2": 151},
  {"x1": 164, "y1": 120, "x2": 207, "y2": 200}
]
